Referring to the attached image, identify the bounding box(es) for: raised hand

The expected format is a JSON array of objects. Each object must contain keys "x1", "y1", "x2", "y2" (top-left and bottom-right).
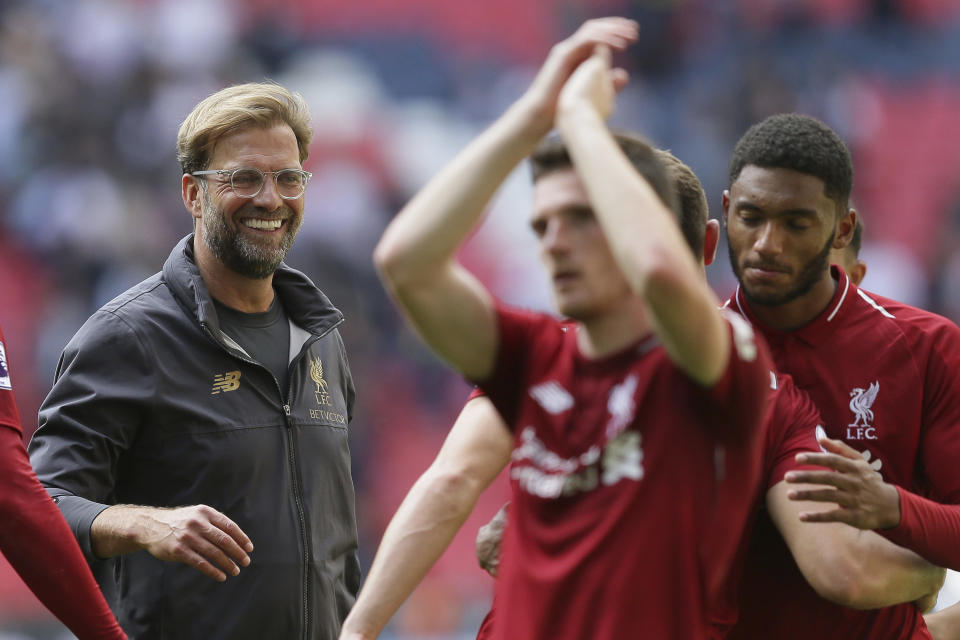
[
  {"x1": 557, "y1": 43, "x2": 629, "y2": 123},
  {"x1": 519, "y1": 17, "x2": 637, "y2": 135},
  {"x1": 784, "y1": 435, "x2": 901, "y2": 530}
]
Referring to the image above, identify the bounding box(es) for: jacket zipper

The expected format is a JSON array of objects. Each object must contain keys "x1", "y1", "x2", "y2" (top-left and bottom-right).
[
  {"x1": 284, "y1": 318, "x2": 343, "y2": 640},
  {"x1": 202, "y1": 317, "x2": 344, "y2": 640}
]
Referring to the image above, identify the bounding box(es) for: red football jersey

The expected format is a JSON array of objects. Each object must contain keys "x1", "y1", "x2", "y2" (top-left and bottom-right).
[
  {"x1": 478, "y1": 303, "x2": 772, "y2": 640},
  {"x1": 725, "y1": 266, "x2": 960, "y2": 639},
  {"x1": 707, "y1": 372, "x2": 822, "y2": 638}
]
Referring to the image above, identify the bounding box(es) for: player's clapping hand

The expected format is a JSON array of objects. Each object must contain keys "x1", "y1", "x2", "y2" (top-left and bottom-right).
[
  {"x1": 138, "y1": 505, "x2": 254, "y2": 582},
  {"x1": 557, "y1": 42, "x2": 629, "y2": 123},
  {"x1": 518, "y1": 17, "x2": 637, "y2": 135},
  {"x1": 784, "y1": 435, "x2": 901, "y2": 530}
]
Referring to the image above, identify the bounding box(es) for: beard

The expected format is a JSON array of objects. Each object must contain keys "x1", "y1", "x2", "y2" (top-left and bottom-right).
[
  {"x1": 200, "y1": 190, "x2": 302, "y2": 279},
  {"x1": 730, "y1": 230, "x2": 835, "y2": 307}
]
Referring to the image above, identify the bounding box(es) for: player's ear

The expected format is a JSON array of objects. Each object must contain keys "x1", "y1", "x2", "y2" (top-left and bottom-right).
[
  {"x1": 703, "y1": 219, "x2": 720, "y2": 266},
  {"x1": 849, "y1": 260, "x2": 867, "y2": 287},
  {"x1": 833, "y1": 207, "x2": 856, "y2": 250}
]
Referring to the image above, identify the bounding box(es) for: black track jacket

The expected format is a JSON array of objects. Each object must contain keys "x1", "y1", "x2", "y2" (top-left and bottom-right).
[{"x1": 29, "y1": 235, "x2": 360, "y2": 640}]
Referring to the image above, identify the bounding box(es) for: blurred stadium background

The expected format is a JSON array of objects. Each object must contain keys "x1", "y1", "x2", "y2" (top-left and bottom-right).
[{"x1": 2, "y1": 0, "x2": 960, "y2": 637}]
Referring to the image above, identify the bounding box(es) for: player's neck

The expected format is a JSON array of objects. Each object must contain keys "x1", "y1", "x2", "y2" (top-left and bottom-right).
[
  {"x1": 575, "y1": 298, "x2": 651, "y2": 359},
  {"x1": 745, "y1": 269, "x2": 838, "y2": 332}
]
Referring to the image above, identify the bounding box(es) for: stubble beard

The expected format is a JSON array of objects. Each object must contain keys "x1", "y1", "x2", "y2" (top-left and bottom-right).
[
  {"x1": 200, "y1": 190, "x2": 301, "y2": 279},
  {"x1": 730, "y1": 230, "x2": 836, "y2": 307}
]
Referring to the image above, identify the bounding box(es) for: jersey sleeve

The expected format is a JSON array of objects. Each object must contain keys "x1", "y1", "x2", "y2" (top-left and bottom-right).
[
  {"x1": 763, "y1": 374, "x2": 823, "y2": 489},
  {"x1": 699, "y1": 309, "x2": 774, "y2": 445},
  {"x1": 0, "y1": 326, "x2": 126, "y2": 639},
  {"x1": 473, "y1": 303, "x2": 546, "y2": 431},
  {"x1": 876, "y1": 320, "x2": 960, "y2": 569},
  {"x1": 28, "y1": 310, "x2": 153, "y2": 562}
]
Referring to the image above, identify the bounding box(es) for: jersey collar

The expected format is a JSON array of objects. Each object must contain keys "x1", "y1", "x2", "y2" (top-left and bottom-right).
[{"x1": 733, "y1": 265, "x2": 852, "y2": 347}]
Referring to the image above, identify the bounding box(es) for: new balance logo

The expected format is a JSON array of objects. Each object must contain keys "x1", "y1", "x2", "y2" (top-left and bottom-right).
[
  {"x1": 211, "y1": 371, "x2": 241, "y2": 395},
  {"x1": 529, "y1": 381, "x2": 574, "y2": 415}
]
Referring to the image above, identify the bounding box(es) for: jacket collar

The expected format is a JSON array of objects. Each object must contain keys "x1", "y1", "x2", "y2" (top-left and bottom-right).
[
  {"x1": 162, "y1": 235, "x2": 344, "y2": 338},
  {"x1": 733, "y1": 265, "x2": 852, "y2": 347}
]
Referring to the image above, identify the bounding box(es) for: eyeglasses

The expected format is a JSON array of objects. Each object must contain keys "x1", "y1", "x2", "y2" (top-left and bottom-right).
[{"x1": 191, "y1": 167, "x2": 312, "y2": 200}]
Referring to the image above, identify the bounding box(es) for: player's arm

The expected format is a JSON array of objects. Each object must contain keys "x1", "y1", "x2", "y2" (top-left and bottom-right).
[
  {"x1": 768, "y1": 480, "x2": 944, "y2": 609},
  {"x1": 340, "y1": 397, "x2": 513, "y2": 640},
  {"x1": 925, "y1": 602, "x2": 960, "y2": 640},
  {"x1": 373, "y1": 18, "x2": 639, "y2": 381},
  {"x1": 28, "y1": 312, "x2": 253, "y2": 582},
  {"x1": 0, "y1": 423, "x2": 127, "y2": 639},
  {"x1": 785, "y1": 435, "x2": 960, "y2": 571},
  {"x1": 553, "y1": 46, "x2": 728, "y2": 386}
]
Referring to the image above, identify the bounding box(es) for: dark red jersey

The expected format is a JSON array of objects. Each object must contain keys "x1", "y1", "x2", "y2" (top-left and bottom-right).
[
  {"x1": 725, "y1": 266, "x2": 960, "y2": 639},
  {"x1": 707, "y1": 372, "x2": 822, "y2": 638},
  {"x1": 478, "y1": 303, "x2": 772, "y2": 640}
]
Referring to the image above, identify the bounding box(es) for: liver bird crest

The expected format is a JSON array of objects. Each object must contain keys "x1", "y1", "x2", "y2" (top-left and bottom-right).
[{"x1": 848, "y1": 381, "x2": 879, "y2": 428}]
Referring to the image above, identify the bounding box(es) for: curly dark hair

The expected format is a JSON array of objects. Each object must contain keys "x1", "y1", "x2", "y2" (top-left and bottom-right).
[{"x1": 728, "y1": 114, "x2": 853, "y2": 216}]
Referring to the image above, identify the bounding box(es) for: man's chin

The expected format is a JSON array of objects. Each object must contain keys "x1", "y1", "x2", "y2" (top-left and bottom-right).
[{"x1": 740, "y1": 283, "x2": 796, "y2": 307}]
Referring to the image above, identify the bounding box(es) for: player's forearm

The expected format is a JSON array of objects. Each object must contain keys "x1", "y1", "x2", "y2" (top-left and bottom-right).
[
  {"x1": 555, "y1": 105, "x2": 728, "y2": 384},
  {"x1": 373, "y1": 100, "x2": 545, "y2": 289},
  {"x1": 849, "y1": 529, "x2": 944, "y2": 609},
  {"x1": 341, "y1": 468, "x2": 484, "y2": 637},
  {"x1": 806, "y1": 527, "x2": 943, "y2": 609},
  {"x1": 0, "y1": 431, "x2": 126, "y2": 638},
  {"x1": 925, "y1": 602, "x2": 960, "y2": 640}
]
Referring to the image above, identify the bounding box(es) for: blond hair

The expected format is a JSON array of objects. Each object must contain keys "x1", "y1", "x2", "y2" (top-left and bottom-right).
[{"x1": 177, "y1": 82, "x2": 312, "y2": 175}]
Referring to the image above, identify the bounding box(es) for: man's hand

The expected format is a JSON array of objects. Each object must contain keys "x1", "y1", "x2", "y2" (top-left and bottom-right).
[
  {"x1": 93, "y1": 504, "x2": 254, "y2": 582},
  {"x1": 784, "y1": 435, "x2": 901, "y2": 530},
  {"x1": 476, "y1": 503, "x2": 509, "y2": 577},
  {"x1": 518, "y1": 17, "x2": 637, "y2": 136},
  {"x1": 140, "y1": 505, "x2": 254, "y2": 581},
  {"x1": 557, "y1": 43, "x2": 629, "y2": 123}
]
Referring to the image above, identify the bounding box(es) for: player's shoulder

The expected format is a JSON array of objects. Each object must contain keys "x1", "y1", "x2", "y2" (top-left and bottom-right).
[{"x1": 854, "y1": 287, "x2": 960, "y2": 342}]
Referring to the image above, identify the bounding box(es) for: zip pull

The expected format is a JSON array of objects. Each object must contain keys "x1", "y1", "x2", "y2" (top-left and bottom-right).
[{"x1": 283, "y1": 404, "x2": 291, "y2": 416}]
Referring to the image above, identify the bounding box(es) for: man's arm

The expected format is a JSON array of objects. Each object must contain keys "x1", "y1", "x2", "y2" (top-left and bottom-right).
[
  {"x1": 0, "y1": 423, "x2": 126, "y2": 639},
  {"x1": 340, "y1": 397, "x2": 513, "y2": 640},
  {"x1": 925, "y1": 601, "x2": 960, "y2": 640},
  {"x1": 553, "y1": 45, "x2": 729, "y2": 385},
  {"x1": 768, "y1": 480, "x2": 943, "y2": 609},
  {"x1": 29, "y1": 311, "x2": 253, "y2": 581},
  {"x1": 373, "y1": 18, "x2": 639, "y2": 381},
  {"x1": 786, "y1": 435, "x2": 960, "y2": 571}
]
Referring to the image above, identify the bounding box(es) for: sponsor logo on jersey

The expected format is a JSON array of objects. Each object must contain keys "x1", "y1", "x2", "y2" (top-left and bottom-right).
[
  {"x1": 529, "y1": 381, "x2": 574, "y2": 415},
  {"x1": 0, "y1": 340, "x2": 11, "y2": 390},
  {"x1": 510, "y1": 426, "x2": 644, "y2": 498},
  {"x1": 211, "y1": 370, "x2": 241, "y2": 395},
  {"x1": 847, "y1": 381, "x2": 879, "y2": 440}
]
